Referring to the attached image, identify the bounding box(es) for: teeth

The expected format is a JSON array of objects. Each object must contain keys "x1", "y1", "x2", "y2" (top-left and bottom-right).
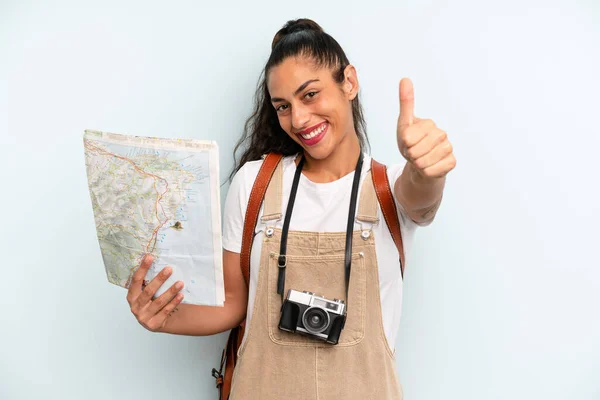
[{"x1": 301, "y1": 123, "x2": 326, "y2": 140}]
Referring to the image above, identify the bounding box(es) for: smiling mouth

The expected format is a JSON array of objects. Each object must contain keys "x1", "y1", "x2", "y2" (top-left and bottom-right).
[{"x1": 296, "y1": 122, "x2": 328, "y2": 144}]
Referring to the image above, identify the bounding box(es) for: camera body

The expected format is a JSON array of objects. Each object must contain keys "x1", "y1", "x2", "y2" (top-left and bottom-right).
[{"x1": 279, "y1": 289, "x2": 347, "y2": 344}]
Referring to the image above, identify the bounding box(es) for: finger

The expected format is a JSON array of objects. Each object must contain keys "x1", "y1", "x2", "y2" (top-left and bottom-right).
[
  {"x1": 398, "y1": 118, "x2": 436, "y2": 153},
  {"x1": 134, "y1": 266, "x2": 172, "y2": 310},
  {"x1": 413, "y1": 140, "x2": 453, "y2": 171},
  {"x1": 420, "y1": 153, "x2": 457, "y2": 178},
  {"x1": 398, "y1": 77, "x2": 415, "y2": 127},
  {"x1": 406, "y1": 128, "x2": 447, "y2": 162},
  {"x1": 147, "y1": 292, "x2": 185, "y2": 332},
  {"x1": 421, "y1": 154, "x2": 456, "y2": 178},
  {"x1": 126, "y1": 254, "x2": 153, "y2": 303},
  {"x1": 147, "y1": 280, "x2": 184, "y2": 316}
]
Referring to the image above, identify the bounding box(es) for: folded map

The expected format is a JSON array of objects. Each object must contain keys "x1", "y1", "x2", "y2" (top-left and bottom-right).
[{"x1": 84, "y1": 129, "x2": 224, "y2": 306}]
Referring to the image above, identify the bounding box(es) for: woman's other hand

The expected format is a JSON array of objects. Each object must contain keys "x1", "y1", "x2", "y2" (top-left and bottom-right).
[{"x1": 126, "y1": 254, "x2": 185, "y2": 332}]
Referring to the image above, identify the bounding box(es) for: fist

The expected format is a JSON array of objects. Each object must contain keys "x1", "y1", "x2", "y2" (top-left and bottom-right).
[{"x1": 397, "y1": 78, "x2": 456, "y2": 179}]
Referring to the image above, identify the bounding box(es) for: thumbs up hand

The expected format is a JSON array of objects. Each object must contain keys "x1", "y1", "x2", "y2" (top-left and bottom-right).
[{"x1": 397, "y1": 78, "x2": 456, "y2": 180}]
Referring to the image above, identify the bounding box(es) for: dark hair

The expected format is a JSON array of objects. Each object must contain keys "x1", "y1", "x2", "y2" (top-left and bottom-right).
[{"x1": 228, "y1": 18, "x2": 370, "y2": 182}]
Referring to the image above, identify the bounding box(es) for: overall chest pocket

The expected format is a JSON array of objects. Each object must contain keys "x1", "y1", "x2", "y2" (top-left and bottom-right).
[{"x1": 267, "y1": 251, "x2": 366, "y2": 347}]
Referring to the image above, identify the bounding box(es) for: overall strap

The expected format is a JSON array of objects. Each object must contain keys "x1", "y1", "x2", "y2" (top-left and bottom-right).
[
  {"x1": 356, "y1": 172, "x2": 379, "y2": 224},
  {"x1": 260, "y1": 156, "x2": 284, "y2": 223},
  {"x1": 370, "y1": 159, "x2": 406, "y2": 278}
]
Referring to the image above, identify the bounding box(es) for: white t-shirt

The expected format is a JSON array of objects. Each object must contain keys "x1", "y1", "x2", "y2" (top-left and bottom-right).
[{"x1": 222, "y1": 153, "x2": 425, "y2": 350}]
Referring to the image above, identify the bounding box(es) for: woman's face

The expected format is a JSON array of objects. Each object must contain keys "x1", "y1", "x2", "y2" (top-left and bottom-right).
[{"x1": 267, "y1": 56, "x2": 359, "y2": 160}]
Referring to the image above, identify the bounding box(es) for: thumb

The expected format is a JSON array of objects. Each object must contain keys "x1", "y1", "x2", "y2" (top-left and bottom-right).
[{"x1": 398, "y1": 77, "x2": 415, "y2": 127}]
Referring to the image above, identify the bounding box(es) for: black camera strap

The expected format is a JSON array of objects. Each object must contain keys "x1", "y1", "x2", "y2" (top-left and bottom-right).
[{"x1": 277, "y1": 151, "x2": 364, "y2": 304}]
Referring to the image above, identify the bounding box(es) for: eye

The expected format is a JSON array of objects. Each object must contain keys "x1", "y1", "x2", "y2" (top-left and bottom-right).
[
  {"x1": 305, "y1": 91, "x2": 318, "y2": 99},
  {"x1": 276, "y1": 104, "x2": 289, "y2": 113}
]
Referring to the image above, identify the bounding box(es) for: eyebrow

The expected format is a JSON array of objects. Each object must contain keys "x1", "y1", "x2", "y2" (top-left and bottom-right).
[{"x1": 270, "y1": 79, "x2": 320, "y2": 103}]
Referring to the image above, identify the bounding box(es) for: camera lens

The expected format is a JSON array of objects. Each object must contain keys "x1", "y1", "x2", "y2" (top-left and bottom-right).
[{"x1": 302, "y1": 307, "x2": 330, "y2": 334}]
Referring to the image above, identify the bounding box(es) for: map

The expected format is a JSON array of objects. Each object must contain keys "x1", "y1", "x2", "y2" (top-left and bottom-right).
[{"x1": 84, "y1": 129, "x2": 224, "y2": 306}]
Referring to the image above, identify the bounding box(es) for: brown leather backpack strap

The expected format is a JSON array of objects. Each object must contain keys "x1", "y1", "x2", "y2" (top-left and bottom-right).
[
  {"x1": 371, "y1": 159, "x2": 406, "y2": 278},
  {"x1": 240, "y1": 152, "x2": 284, "y2": 285},
  {"x1": 217, "y1": 325, "x2": 244, "y2": 400},
  {"x1": 216, "y1": 152, "x2": 283, "y2": 400}
]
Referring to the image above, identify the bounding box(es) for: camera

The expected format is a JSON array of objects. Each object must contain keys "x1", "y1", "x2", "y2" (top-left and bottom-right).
[{"x1": 279, "y1": 289, "x2": 347, "y2": 344}]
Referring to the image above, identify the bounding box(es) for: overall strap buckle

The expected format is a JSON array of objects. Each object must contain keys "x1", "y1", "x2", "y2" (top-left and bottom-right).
[{"x1": 277, "y1": 255, "x2": 287, "y2": 268}]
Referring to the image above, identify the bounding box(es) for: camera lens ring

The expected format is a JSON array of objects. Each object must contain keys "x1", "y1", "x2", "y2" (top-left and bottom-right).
[{"x1": 301, "y1": 306, "x2": 331, "y2": 334}]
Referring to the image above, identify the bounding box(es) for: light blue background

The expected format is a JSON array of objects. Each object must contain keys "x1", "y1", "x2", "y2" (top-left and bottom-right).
[{"x1": 1, "y1": 1, "x2": 599, "y2": 399}]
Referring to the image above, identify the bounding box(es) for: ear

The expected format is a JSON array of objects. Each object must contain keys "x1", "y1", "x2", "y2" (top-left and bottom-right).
[{"x1": 343, "y1": 64, "x2": 359, "y2": 100}]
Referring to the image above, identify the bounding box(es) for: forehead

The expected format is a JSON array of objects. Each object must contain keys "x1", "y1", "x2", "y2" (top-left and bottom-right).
[{"x1": 267, "y1": 56, "x2": 331, "y2": 95}]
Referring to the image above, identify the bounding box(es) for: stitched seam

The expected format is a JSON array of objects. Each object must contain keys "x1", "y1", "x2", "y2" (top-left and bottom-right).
[
  {"x1": 267, "y1": 252, "x2": 366, "y2": 261},
  {"x1": 370, "y1": 232, "x2": 399, "y2": 360},
  {"x1": 356, "y1": 173, "x2": 379, "y2": 224},
  {"x1": 267, "y1": 253, "x2": 366, "y2": 347},
  {"x1": 241, "y1": 164, "x2": 265, "y2": 282},
  {"x1": 261, "y1": 161, "x2": 283, "y2": 223},
  {"x1": 267, "y1": 330, "x2": 364, "y2": 347},
  {"x1": 356, "y1": 213, "x2": 379, "y2": 223},
  {"x1": 316, "y1": 233, "x2": 321, "y2": 255},
  {"x1": 373, "y1": 162, "x2": 405, "y2": 275},
  {"x1": 237, "y1": 236, "x2": 270, "y2": 358},
  {"x1": 261, "y1": 212, "x2": 282, "y2": 221},
  {"x1": 373, "y1": 167, "x2": 398, "y2": 247},
  {"x1": 271, "y1": 227, "x2": 375, "y2": 241},
  {"x1": 382, "y1": 166, "x2": 405, "y2": 267},
  {"x1": 241, "y1": 154, "x2": 281, "y2": 284},
  {"x1": 315, "y1": 347, "x2": 319, "y2": 400}
]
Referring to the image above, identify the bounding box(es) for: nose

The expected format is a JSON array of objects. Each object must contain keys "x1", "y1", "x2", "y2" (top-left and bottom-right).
[{"x1": 291, "y1": 103, "x2": 310, "y2": 132}]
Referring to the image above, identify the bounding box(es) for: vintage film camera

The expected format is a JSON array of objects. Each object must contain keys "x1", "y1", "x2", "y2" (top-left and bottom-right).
[{"x1": 279, "y1": 289, "x2": 347, "y2": 344}]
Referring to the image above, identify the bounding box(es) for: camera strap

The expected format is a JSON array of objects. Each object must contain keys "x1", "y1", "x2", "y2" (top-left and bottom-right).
[{"x1": 277, "y1": 151, "x2": 364, "y2": 304}]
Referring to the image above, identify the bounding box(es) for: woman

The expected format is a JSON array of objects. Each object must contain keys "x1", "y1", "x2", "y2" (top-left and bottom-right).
[{"x1": 126, "y1": 18, "x2": 455, "y2": 399}]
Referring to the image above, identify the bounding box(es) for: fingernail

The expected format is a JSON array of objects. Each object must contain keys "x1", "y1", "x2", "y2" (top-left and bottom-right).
[
  {"x1": 176, "y1": 281, "x2": 184, "y2": 289},
  {"x1": 163, "y1": 267, "x2": 172, "y2": 276}
]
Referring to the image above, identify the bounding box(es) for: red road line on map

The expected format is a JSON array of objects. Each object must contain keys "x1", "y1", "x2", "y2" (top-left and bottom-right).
[{"x1": 85, "y1": 140, "x2": 171, "y2": 254}]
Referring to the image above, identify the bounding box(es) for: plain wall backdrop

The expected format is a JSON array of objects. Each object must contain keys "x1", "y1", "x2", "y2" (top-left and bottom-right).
[{"x1": 1, "y1": 1, "x2": 599, "y2": 399}]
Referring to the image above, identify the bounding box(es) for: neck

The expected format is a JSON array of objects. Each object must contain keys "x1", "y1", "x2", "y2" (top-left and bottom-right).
[{"x1": 296, "y1": 133, "x2": 362, "y2": 183}]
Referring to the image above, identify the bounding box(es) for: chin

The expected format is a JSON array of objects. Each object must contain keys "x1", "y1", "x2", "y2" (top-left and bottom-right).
[
  {"x1": 303, "y1": 146, "x2": 335, "y2": 161},
  {"x1": 295, "y1": 137, "x2": 336, "y2": 161}
]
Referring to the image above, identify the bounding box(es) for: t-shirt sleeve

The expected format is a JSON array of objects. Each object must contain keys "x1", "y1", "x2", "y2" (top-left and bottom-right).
[
  {"x1": 222, "y1": 166, "x2": 248, "y2": 254},
  {"x1": 387, "y1": 161, "x2": 433, "y2": 229}
]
